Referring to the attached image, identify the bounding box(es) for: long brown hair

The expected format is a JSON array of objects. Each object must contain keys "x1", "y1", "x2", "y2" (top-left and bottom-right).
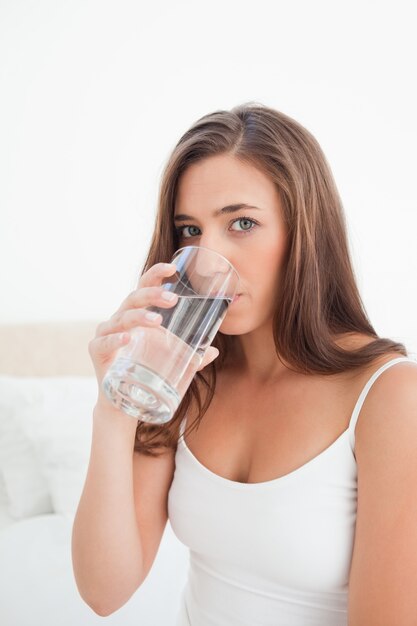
[{"x1": 134, "y1": 102, "x2": 408, "y2": 456}]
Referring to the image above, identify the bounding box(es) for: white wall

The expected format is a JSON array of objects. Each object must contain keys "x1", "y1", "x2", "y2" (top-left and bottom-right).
[{"x1": 1, "y1": 0, "x2": 416, "y2": 355}]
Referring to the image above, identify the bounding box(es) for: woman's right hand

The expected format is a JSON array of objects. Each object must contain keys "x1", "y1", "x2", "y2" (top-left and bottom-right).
[{"x1": 88, "y1": 262, "x2": 220, "y2": 408}]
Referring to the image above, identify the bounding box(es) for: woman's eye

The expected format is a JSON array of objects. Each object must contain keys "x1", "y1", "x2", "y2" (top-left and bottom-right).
[
  {"x1": 180, "y1": 225, "x2": 200, "y2": 238},
  {"x1": 176, "y1": 217, "x2": 258, "y2": 239},
  {"x1": 230, "y1": 218, "x2": 256, "y2": 232}
]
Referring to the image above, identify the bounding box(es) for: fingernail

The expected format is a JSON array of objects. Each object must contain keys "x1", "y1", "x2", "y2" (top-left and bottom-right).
[
  {"x1": 161, "y1": 291, "x2": 176, "y2": 301},
  {"x1": 145, "y1": 311, "x2": 160, "y2": 320}
]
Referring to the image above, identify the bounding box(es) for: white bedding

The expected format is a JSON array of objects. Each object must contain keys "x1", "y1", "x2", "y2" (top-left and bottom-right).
[
  {"x1": 0, "y1": 374, "x2": 189, "y2": 626},
  {"x1": 0, "y1": 514, "x2": 188, "y2": 626}
]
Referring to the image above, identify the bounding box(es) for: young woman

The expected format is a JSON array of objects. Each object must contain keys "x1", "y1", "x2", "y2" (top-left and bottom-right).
[{"x1": 72, "y1": 103, "x2": 417, "y2": 625}]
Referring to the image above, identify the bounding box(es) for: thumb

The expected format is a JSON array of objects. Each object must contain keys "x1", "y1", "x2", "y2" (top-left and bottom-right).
[{"x1": 196, "y1": 346, "x2": 220, "y2": 371}]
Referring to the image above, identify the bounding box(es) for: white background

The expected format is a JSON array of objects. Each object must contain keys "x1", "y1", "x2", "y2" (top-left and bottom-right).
[{"x1": 1, "y1": 0, "x2": 416, "y2": 355}]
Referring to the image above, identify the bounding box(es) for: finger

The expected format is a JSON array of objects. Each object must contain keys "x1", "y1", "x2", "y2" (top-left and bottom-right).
[
  {"x1": 106, "y1": 284, "x2": 179, "y2": 330},
  {"x1": 137, "y1": 262, "x2": 178, "y2": 289},
  {"x1": 123, "y1": 285, "x2": 179, "y2": 313},
  {"x1": 196, "y1": 347, "x2": 220, "y2": 371},
  {"x1": 89, "y1": 331, "x2": 132, "y2": 359},
  {"x1": 97, "y1": 306, "x2": 164, "y2": 337}
]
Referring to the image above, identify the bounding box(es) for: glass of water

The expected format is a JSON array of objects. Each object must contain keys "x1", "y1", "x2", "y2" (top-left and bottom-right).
[{"x1": 102, "y1": 245, "x2": 240, "y2": 424}]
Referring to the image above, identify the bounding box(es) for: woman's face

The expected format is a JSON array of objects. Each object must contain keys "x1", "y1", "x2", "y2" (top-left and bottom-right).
[{"x1": 173, "y1": 153, "x2": 288, "y2": 335}]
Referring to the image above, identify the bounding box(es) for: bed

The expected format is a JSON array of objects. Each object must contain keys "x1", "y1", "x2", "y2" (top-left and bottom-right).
[{"x1": 0, "y1": 321, "x2": 188, "y2": 626}]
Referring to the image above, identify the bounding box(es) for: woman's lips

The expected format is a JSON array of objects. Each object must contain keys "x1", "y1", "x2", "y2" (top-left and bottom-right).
[{"x1": 211, "y1": 293, "x2": 243, "y2": 304}]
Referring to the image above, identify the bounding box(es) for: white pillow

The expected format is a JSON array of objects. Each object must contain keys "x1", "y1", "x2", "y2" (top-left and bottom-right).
[
  {"x1": 0, "y1": 378, "x2": 53, "y2": 519},
  {"x1": 0, "y1": 376, "x2": 98, "y2": 519},
  {"x1": 0, "y1": 472, "x2": 16, "y2": 530}
]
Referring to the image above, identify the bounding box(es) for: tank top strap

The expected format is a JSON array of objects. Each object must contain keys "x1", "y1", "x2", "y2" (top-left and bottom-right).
[{"x1": 347, "y1": 355, "x2": 417, "y2": 456}]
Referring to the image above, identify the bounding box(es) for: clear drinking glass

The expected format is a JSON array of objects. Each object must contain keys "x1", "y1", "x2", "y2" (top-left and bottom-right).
[{"x1": 102, "y1": 245, "x2": 240, "y2": 424}]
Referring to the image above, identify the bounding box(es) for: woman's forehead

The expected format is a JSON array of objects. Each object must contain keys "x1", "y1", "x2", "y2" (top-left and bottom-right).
[{"x1": 175, "y1": 156, "x2": 280, "y2": 214}]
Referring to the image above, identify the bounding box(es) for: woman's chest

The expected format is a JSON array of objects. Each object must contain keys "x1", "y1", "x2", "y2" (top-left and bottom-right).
[
  {"x1": 183, "y1": 370, "x2": 365, "y2": 484},
  {"x1": 170, "y1": 371, "x2": 359, "y2": 594}
]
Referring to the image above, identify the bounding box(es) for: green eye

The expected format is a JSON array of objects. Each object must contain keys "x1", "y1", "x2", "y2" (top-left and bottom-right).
[
  {"x1": 175, "y1": 216, "x2": 259, "y2": 239},
  {"x1": 232, "y1": 218, "x2": 254, "y2": 231},
  {"x1": 179, "y1": 225, "x2": 200, "y2": 238}
]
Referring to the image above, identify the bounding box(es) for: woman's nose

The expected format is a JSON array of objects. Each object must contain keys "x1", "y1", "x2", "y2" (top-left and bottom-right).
[
  {"x1": 194, "y1": 248, "x2": 231, "y2": 279},
  {"x1": 190, "y1": 245, "x2": 238, "y2": 294}
]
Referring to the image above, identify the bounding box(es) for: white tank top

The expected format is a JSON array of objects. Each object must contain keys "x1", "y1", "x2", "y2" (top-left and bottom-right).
[{"x1": 168, "y1": 356, "x2": 415, "y2": 626}]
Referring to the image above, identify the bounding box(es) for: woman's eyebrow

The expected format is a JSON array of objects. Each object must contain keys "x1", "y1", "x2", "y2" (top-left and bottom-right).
[{"x1": 174, "y1": 203, "x2": 263, "y2": 222}]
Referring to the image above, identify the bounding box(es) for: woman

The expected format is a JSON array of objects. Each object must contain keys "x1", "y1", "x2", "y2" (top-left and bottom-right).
[{"x1": 72, "y1": 103, "x2": 417, "y2": 625}]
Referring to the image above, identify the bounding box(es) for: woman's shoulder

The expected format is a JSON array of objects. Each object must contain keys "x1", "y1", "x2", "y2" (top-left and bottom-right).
[
  {"x1": 334, "y1": 332, "x2": 410, "y2": 371},
  {"x1": 342, "y1": 333, "x2": 416, "y2": 419}
]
